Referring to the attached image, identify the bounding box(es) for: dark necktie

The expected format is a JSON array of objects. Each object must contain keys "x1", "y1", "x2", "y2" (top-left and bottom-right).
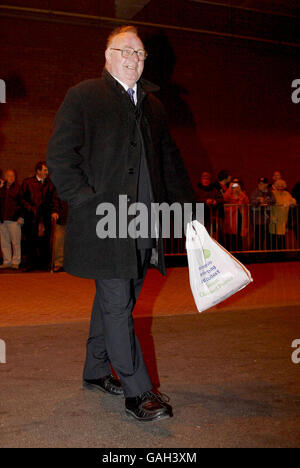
[{"x1": 127, "y1": 88, "x2": 135, "y2": 105}]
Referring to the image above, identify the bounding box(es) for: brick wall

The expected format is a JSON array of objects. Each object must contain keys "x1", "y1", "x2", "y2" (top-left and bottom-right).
[{"x1": 1, "y1": 9, "x2": 299, "y2": 195}]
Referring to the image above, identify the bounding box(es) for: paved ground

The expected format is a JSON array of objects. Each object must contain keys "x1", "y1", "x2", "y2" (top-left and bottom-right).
[
  {"x1": 1, "y1": 262, "x2": 300, "y2": 326},
  {"x1": 1, "y1": 305, "x2": 300, "y2": 448},
  {"x1": 0, "y1": 262, "x2": 300, "y2": 447}
]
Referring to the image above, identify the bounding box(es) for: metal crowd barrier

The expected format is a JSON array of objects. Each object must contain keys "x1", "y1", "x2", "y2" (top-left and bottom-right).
[{"x1": 163, "y1": 204, "x2": 300, "y2": 255}]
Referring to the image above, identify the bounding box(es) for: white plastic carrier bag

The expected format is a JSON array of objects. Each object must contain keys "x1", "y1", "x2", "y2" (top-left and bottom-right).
[{"x1": 186, "y1": 220, "x2": 253, "y2": 313}]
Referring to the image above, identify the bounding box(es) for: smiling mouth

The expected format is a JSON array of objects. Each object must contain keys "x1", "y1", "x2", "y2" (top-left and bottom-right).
[{"x1": 125, "y1": 65, "x2": 137, "y2": 70}]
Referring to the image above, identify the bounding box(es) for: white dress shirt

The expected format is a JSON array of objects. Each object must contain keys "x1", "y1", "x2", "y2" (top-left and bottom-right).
[{"x1": 112, "y1": 74, "x2": 137, "y2": 105}]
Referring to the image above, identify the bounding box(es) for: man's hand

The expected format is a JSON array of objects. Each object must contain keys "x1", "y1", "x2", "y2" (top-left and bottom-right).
[
  {"x1": 51, "y1": 212, "x2": 59, "y2": 222},
  {"x1": 206, "y1": 199, "x2": 217, "y2": 206},
  {"x1": 17, "y1": 217, "x2": 24, "y2": 225},
  {"x1": 38, "y1": 222, "x2": 45, "y2": 237},
  {"x1": 0, "y1": 179, "x2": 4, "y2": 188}
]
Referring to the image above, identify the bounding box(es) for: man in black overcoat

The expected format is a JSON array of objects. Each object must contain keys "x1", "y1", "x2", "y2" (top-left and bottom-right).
[
  {"x1": 20, "y1": 161, "x2": 59, "y2": 270},
  {"x1": 47, "y1": 26, "x2": 195, "y2": 422}
]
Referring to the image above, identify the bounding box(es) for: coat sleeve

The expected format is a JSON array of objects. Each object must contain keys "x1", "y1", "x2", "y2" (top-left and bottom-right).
[
  {"x1": 213, "y1": 187, "x2": 224, "y2": 205},
  {"x1": 20, "y1": 179, "x2": 36, "y2": 216},
  {"x1": 15, "y1": 185, "x2": 24, "y2": 220},
  {"x1": 242, "y1": 193, "x2": 250, "y2": 204},
  {"x1": 250, "y1": 189, "x2": 260, "y2": 206},
  {"x1": 46, "y1": 86, "x2": 95, "y2": 208},
  {"x1": 223, "y1": 189, "x2": 232, "y2": 202},
  {"x1": 158, "y1": 105, "x2": 196, "y2": 205}
]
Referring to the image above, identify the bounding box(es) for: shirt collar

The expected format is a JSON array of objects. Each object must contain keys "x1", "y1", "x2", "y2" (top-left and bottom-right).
[
  {"x1": 102, "y1": 68, "x2": 160, "y2": 96},
  {"x1": 111, "y1": 74, "x2": 137, "y2": 104}
]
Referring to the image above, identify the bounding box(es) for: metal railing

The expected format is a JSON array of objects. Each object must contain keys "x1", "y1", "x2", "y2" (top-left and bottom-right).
[{"x1": 163, "y1": 204, "x2": 300, "y2": 255}]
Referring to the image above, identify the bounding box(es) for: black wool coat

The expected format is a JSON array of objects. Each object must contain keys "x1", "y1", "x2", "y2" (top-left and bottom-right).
[{"x1": 46, "y1": 69, "x2": 195, "y2": 279}]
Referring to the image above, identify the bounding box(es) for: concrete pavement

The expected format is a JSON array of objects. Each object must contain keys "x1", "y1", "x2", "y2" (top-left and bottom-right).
[{"x1": 0, "y1": 306, "x2": 300, "y2": 447}]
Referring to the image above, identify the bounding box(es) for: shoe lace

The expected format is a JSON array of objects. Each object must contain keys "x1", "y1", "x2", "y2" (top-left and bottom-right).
[{"x1": 141, "y1": 390, "x2": 170, "y2": 405}]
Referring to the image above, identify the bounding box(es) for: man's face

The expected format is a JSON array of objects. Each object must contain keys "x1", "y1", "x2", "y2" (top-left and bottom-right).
[
  {"x1": 105, "y1": 32, "x2": 145, "y2": 87},
  {"x1": 37, "y1": 165, "x2": 48, "y2": 180},
  {"x1": 201, "y1": 172, "x2": 211, "y2": 187},
  {"x1": 5, "y1": 170, "x2": 15, "y2": 185},
  {"x1": 231, "y1": 182, "x2": 241, "y2": 194},
  {"x1": 273, "y1": 171, "x2": 281, "y2": 181},
  {"x1": 258, "y1": 182, "x2": 268, "y2": 191}
]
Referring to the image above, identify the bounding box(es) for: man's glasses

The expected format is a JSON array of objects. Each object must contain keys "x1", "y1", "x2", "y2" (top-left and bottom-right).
[{"x1": 110, "y1": 47, "x2": 148, "y2": 61}]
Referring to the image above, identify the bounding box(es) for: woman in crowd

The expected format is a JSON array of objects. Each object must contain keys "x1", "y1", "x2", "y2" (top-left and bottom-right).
[{"x1": 269, "y1": 179, "x2": 296, "y2": 250}]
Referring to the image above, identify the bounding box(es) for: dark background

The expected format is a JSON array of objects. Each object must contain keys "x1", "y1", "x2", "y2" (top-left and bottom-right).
[{"x1": 1, "y1": 0, "x2": 299, "y2": 195}]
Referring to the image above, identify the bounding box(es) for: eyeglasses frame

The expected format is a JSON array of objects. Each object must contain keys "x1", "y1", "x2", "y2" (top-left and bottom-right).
[{"x1": 109, "y1": 47, "x2": 148, "y2": 61}]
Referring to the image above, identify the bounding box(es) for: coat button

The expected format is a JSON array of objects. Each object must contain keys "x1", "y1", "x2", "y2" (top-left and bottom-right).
[
  {"x1": 130, "y1": 141, "x2": 137, "y2": 147},
  {"x1": 128, "y1": 168, "x2": 134, "y2": 174}
]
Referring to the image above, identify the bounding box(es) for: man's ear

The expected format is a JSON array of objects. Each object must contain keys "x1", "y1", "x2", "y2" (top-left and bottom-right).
[{"x1": 105, "y1": 48, "x2": 111, "y2": 64}]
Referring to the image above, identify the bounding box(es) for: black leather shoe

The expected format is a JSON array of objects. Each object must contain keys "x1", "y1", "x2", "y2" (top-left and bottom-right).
[
  {"x1": 125, "y1": 390, "x2": 173, "y2": 422},
  {"x1": 83, "y1": 374, "x2": 124, "y2": 396}
]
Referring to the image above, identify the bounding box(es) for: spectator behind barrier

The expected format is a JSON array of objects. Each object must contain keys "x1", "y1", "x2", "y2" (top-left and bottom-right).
[
  {"x1": 223, "y1": 180, "x2": 249, "y2": 251},
  {"x1": 20, "y1": 161, "x2": 59, "y2": 271},
  {"x1": 250, "y1": 177, "x2": 275, "y2": 251},
  {"x1": 269, "y1": 179, "x2": 296, "y2": 250},
  {"x1": 0, "y1": 169, "x2": 24, "y2": 269}
]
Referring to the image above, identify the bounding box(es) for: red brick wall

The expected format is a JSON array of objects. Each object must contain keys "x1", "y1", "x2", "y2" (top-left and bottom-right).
[{"x1": 1, "y1": 10, "x2": 299, "y2": 195}]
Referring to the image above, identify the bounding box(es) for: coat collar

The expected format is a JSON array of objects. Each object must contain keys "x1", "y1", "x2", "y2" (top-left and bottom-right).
[{"x1": 102, "y1": 68, "x2": 160, "y2": 97}]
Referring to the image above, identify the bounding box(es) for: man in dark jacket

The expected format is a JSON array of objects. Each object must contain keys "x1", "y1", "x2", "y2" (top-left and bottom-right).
[
  {"x1": 213, "y1": 170, "x2": 232, "y2": 197},
  {"x1": 47, "y1": 26, "x2": 195, "y2": 422},
  {"x1": 0, "y1": 169, "x2": 24, "y2": 269},
  {"x1": 20, "y1": 161, "x2": 59, "y2": 270},
  {"x1": 197, "y1": 171, "x2": 224, "y2": 236}
]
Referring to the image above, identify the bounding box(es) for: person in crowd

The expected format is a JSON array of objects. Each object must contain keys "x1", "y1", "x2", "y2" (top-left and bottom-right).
[
  {"x1": 197, "y1": 171, "x2": 223, "y2": 235},
  {"x1": 0, "y1": 169, "x2": 24, "y2": 269},
  {"x1": 291, "y1": 181, "x2": 300, "y2": 246},
  {"x1": 250, "y1": 177, "x2": 275, "y2": 251},
  {"x1": 47, "y1": 25, "x2": 195, "y2": 422},
  {"x1": 292, "y1": 181, "x2": 300, "y2": 204},
  {"x1": 231, "y1": 176, "x2": 246, "y2": 192},
  {"x1": 20, "y1": 161, "x2": 59, "y2": 271},
  {"x1": 213, "y1": 170, "x2": 232, "y2": 196},
  {"x1": 212, "y1": 170, "x2": 232, "y2": 243},
  {"x1": 223, "y1": 180, "x2": 249, "y2": 251},
  {"x1": 270, "y1": 170, "x2": 283, "y2": 191},
  {"x1": 269, "y1": 179, "x2": 296, "y2": 250},
  {"x1": 0, "y1": 168, "x2": 4, "y2": 264},
  {"x1": 52, "y1": 198, "x2": 68, "y2": 272}
]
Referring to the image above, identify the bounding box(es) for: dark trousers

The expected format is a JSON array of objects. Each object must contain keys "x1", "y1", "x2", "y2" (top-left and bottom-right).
[
  {"x1": 24, "y1": 221, "x2": 51, "y2": 269},
  {"x1": 271, "y1": 234, "x2": 286, "y2": 250},
  {"x1": 83, "y1": 248, "x2": 153, "y2": 398},
  {"x1": 253, "y1": 224, "x2": 271, "y2": 251}
]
